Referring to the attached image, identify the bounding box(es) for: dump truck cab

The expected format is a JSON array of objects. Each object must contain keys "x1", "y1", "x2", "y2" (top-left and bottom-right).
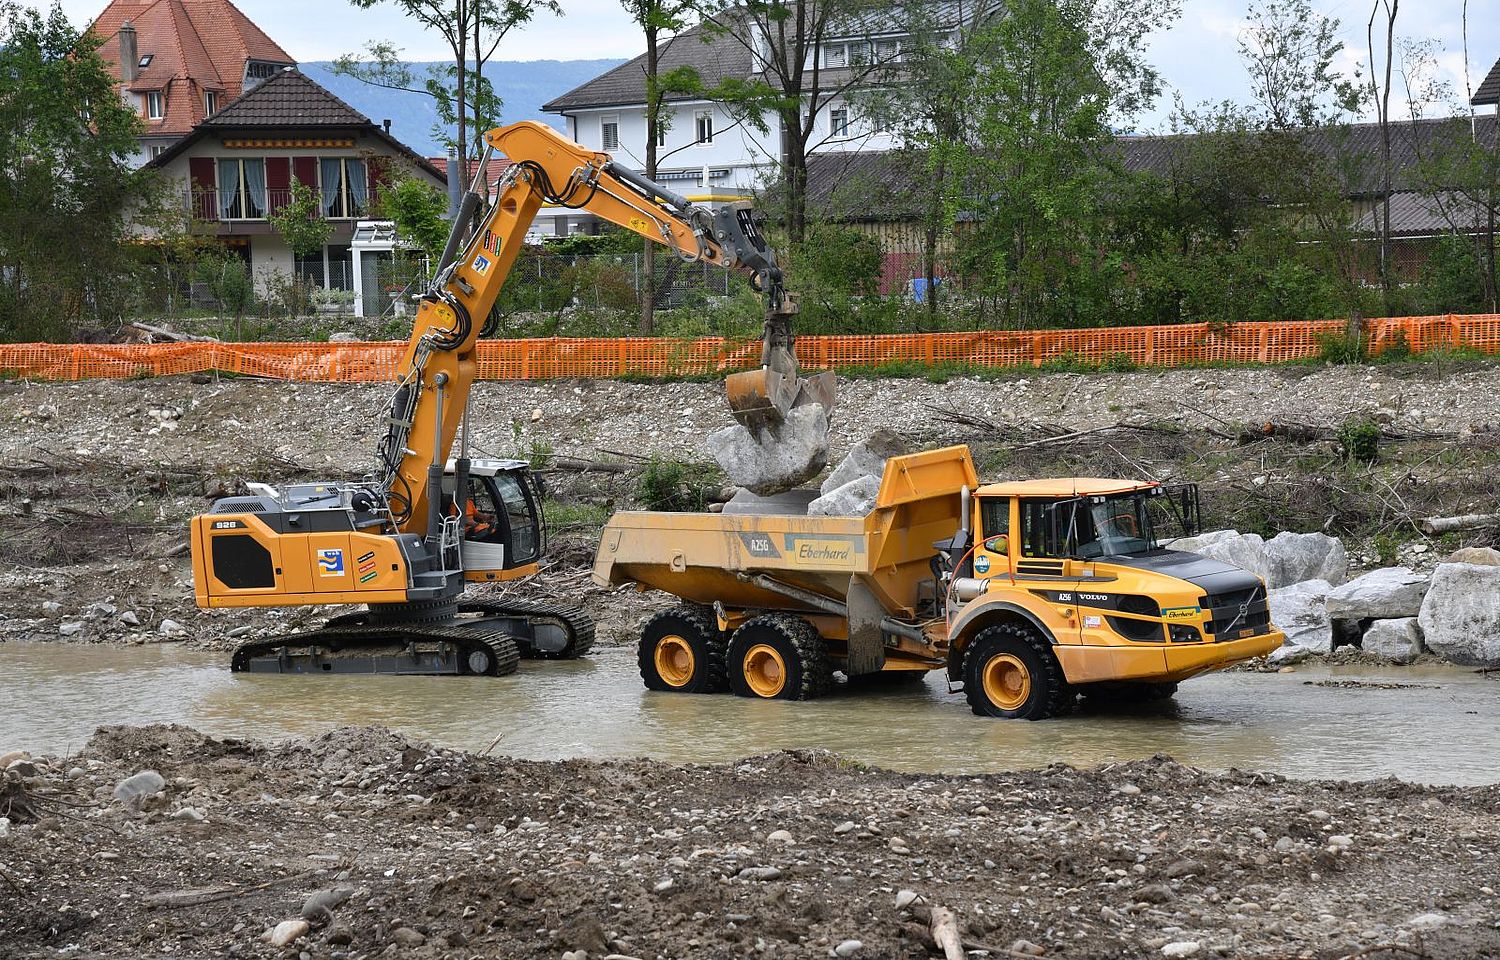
[{"x1": 947, "y1": 479, "x2": 1281, "y2": 717}]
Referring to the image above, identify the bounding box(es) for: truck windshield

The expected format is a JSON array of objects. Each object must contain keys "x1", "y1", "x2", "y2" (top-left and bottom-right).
[{"x1": 1021, "y1": 493, "x2": 1161, "y2": 560}]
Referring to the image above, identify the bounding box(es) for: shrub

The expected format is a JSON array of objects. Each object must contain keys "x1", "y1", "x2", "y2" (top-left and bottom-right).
[
  {"x1": 1338, "y1": 416, "x2": 1380, "y2": 463},
  {"x1": 637, "y1": 459, "x2": 711, "y2": 512},
  {"x1": 1314, "y1": 331, "x2": 1364, "y2": 365}
]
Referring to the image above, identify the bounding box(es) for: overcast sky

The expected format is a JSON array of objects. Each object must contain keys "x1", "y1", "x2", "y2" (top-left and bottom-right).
[{"x1": 28, "y1": 0, "x2": 1500, "y2": 132}]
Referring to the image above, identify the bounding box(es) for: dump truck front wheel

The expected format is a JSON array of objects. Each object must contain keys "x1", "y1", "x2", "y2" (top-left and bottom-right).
[
  {"x1": 963, "y1": 623, "x2": 1068, "y2": 720},
  {"x1": 638, "y1": 607, "x2": 727, "y2": 693},
  {"x1": 728, "y1": 614, "x2": 833, "y2": 701}
]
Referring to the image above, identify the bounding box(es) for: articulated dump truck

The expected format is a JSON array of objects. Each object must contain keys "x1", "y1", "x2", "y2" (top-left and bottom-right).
[{"x1": 592, "y1": 446, "x2": 1285, "y2": 719}]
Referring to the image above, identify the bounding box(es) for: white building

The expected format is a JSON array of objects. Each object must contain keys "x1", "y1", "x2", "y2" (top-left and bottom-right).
[{"x1": 540, "y1": 14, "x2": 903, "y2": 235}]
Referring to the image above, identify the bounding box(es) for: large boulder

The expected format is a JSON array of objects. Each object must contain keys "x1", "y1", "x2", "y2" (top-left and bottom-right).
[
  {"x1": 1324, "y1": 567, "x2": 1430, "y2": 620},
  {"x1": 1263, "y1": 532, "x2": 1348, "y2": 588},
  {"x1": 1268, "y1": 579, "x2": 1335, "y2": 657},
  {"x1": 1167, "y1": 529, "x2": 1243, "y2": 553},
  {"x1": 1446, "y1": 546, "x2": 1500, "y2": 566},
  {"x1": 1361, "y1": 617, "x2": 1424, "y2": 664},
  {"x1": 820, "y1": 429, "x2": 907, "y2": 496},
  {"x1": 706, "y1": 404, "x2": 829, "y2": 496},
  {"x1": 808, "y1": 474, "x2": 882, "y2": 517},
  {"x1": 1185, "y1": 532, "x2": 1269, "y2": 580},
  {"x1": 1417, "y1": 563, "x2": 1500, "y2": 667}
]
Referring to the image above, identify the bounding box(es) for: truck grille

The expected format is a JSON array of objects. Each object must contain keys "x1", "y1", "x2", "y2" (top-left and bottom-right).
[{"x1": 1203, "y1": 588, "x2": 1271, "y2": 639}]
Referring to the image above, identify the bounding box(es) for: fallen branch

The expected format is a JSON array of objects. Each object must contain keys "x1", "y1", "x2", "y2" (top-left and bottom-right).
[
  {"x1": 143, "y1": 867, "x2": 323, "y2": 909},
  {"x1": 129, "y1": 321, "x2": 219, "y2": 343}
]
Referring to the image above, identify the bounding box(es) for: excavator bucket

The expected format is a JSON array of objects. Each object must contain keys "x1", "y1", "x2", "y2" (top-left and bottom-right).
[{"x1": 726, "y1": 357, "x2": 837, "y2": 434}]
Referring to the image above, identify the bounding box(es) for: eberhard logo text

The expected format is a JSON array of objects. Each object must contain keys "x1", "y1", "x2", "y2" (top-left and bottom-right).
[{"x1": 792, "y1": 539, "x2": 854, "y2": 564}]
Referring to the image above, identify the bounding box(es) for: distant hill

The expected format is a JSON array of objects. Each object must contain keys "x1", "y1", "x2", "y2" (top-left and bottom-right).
[{"x1": 301, "y1": 59, "x2": 626, "y2": 157}]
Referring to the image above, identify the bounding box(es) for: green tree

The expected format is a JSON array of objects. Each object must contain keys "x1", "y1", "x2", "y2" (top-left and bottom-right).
[
  {"x1": 943, "y1": 0, "x2": 1176, "y2": 327},
  {"x1": 268, "y1": 181, "x2": 333, "y2": 258},
  {"x1": 375, "y1": 175, "x2": 450, "y2": 261},
  {"x1": 699, "y1": 0, "x2": 901, "y2": 243},
  {"x1": 0, "y1": 1, "x2": 145, "y2": 341},
  {"x1": 196, "y1": 252, "x2": 255, "y2": 338}
]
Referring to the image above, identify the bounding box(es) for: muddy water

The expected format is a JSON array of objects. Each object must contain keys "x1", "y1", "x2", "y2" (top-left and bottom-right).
[{"x1": 5, "y1": 641, "x2": 1497, "y2": 785}]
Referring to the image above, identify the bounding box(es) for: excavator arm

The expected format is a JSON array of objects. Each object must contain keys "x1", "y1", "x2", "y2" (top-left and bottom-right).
[{"x1": 376, "y1": 120, "x2": 825, "y2": 539}]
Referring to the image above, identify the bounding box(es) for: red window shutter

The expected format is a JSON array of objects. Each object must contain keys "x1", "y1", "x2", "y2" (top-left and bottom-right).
[
  {"x1": 265, "y1": 157, "x2": 291, "y2": 215},
  {"x1": 293, "y1": 157, "x2": 317, "y2": 189},
  {"x1": 368, "y1": 157, "x2": 388, "y2": 206},
  {"x1": 188, "y1": 157, "x2": 216, "y2": 220}
]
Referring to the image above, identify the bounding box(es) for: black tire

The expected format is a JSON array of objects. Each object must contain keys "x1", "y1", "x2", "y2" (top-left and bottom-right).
[
  {"x1": 962, "y1": 622, "x2": 1069, "y2": 720},
  {"x1": 638, "y1": 607, "x2": 727, "y2": 693},
  {"x1": 727, "y1": 614, "x2": 834, "y2": 701}
]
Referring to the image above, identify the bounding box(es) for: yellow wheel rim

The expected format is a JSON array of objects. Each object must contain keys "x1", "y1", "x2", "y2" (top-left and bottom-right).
[
  {"x1": 654, "y1": 635, "x2": 696, "y2": 687},
  {"x1": 743, "y1": 643, "x2": 787, "y2": 698},
  {"x1": 981, "y1": 653, "x2": 1031, "y2": 711}
]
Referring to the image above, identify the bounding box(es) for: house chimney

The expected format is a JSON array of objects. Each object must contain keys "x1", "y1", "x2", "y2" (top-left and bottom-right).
[
  {"x1": 118, "y1": 21, "x2": 137, "y2": 86},
  {"x1": 445, "y1": 147, "x2": 462, "y2": 219},
  {"x1": 383, "y1": 118, "x2": 392, "y2": 135}
]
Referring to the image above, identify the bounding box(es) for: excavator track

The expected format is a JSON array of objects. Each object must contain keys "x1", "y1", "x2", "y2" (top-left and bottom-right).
[
  {"x1": 229, "y1": 599, "x2": 593, "y2": 675},
  {"x1": 457, "y1": 598, "x2": 596, "y2": 660}
]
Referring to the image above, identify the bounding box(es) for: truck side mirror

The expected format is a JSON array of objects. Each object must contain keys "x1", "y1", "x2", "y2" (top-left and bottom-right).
[{"x1": 983, "y1": 536, "x2": 1008, "y2": 555}]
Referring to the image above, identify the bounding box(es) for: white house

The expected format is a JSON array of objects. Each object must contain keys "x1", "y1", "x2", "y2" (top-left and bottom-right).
[{"x1": 541, "y1": 14, "x2": 903, "y2": 235}]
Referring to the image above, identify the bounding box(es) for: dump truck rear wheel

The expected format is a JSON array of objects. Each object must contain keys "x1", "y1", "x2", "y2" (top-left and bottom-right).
[
  {"x1": 638, "y1": 607, "x2": 727, "y2": 693},
  {"x1": 728, "y1": 614, "x2": 833, "y2": 701},
  {"x1": 963, "y1": 623, "x2": 1068, "y2": 720}
]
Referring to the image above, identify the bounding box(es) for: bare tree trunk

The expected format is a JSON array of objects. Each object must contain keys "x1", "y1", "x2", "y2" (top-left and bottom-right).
[
  {"x1": 455, "y1": 0, "x2": 468, "y2": 164},
  {"x1": 640, "y1": 24, "x2": 659, "y2": 335},
  {"x1": 782, "y1": 110, "x2": 808, "y2": 243},
  {"x1": 1368, "y1": 0, "x2": 1399, "y2": 314},
  {"x1": 472, "y1": 2, "x2": 483, "y2": 156}
]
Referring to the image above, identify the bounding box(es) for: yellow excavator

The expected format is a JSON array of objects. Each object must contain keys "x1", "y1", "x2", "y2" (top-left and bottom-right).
[{"x1": 191, "y1": 121, "x2": 827, "y2": 675}]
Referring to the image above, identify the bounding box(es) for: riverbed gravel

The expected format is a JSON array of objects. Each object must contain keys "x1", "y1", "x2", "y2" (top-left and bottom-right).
[{"x1": 2, "y1": 723, "x2": 1498, "y2": 959}]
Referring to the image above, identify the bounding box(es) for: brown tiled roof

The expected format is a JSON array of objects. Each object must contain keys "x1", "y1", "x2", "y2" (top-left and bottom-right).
[
  {"x1": 146, "y1": 70, "x2": 446, "y2": 183},
  {"x1": 89, "y1": 0, "x2": 294, "y2": 137},
  {"x1": 198, "y1": 67, "x2": 368, "y2": 127},
  {"x1": 807, "y1": 115, "x2": 1500, "y2": 223},
  {"x1": 543, "y1": 16, "x2": 753, "y2": 112},
  {"x1": 1475, "y1": 57, "x2": 1500, "y2": 107}
]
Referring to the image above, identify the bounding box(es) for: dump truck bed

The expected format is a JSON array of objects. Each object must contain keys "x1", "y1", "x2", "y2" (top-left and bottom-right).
[{"x1": 593, "y1": 446, "x2": 980, "y2": 620}]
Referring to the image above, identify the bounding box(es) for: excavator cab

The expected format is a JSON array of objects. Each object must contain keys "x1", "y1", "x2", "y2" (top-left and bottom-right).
[{"x1": 441, "y1": 459, "x2": 547, "y2": 582}]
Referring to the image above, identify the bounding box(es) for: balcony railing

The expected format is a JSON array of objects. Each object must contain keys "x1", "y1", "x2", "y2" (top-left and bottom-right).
[{"x1": 186, "y1": 188, "x2": 367, "y2": 223}]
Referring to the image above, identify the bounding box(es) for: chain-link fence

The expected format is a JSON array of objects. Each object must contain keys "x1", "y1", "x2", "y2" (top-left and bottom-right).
[{"x1": 499, "y1": 252, "x2": 740, "y2": 308}]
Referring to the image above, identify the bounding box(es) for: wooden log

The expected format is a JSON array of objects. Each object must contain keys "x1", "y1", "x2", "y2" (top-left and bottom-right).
[
  {"x1": 1419, "y1": 513, "x2": 1500, "y2": 535},
  {"x1": 928, "y1": 906, "x2": 965, "y2": 960}
]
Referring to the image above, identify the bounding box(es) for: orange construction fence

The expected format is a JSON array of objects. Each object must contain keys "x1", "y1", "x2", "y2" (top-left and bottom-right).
[{"x1": 2, "y1": 314, "x2": 1496, "y2": 383}]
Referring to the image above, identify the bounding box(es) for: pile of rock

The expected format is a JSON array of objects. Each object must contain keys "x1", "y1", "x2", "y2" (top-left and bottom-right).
[
  {"x1": 807, "y1": 430, "x2": 908, "y2": 517},
  {"x1": 1172, "y1": 532, "x2": 1500, "y2": 667},
  {"x1": 1168, "y1": 529, "x2": 1348, "y2": 589}
]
